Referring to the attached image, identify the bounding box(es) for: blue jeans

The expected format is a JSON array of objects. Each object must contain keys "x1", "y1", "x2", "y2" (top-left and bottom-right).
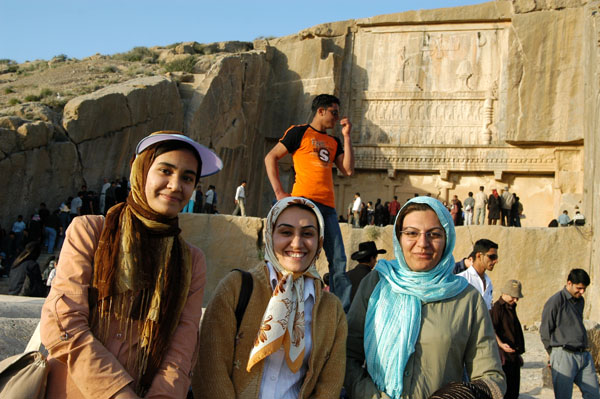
[
  {"x1": 550, "y1": 347, "x2": 600, "y2": 399},
  {"x1": 314, "y1": 202, "x2": 351, "y2": 312},
  {"x1": 44, "y1": 227, "x2": 57, "y2": 254}
]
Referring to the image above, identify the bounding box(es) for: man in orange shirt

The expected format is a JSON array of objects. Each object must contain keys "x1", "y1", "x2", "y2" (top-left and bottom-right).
[{"x1": 265, "y1": 94, "x2": 354, "y2": 310}]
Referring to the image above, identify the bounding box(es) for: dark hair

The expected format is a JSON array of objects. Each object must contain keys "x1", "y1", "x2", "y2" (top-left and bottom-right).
[
  {"x1": 311, "y1": 94, "x2": 340, "y2": 113},
  {"x1": 468, "y1": 192, "x2": 473, "y2": 197},
  {"x1": 567, "y1": 268, "x2": 590, "y2": 286},
  {"x1": 394, "y1": 196, "x2": 397, "y2": 200},
  {"x1": 241, "y1": 180, "x2": 247, "y2": 184},
  {"x1": 355, "y1": 192, "x2": 360, "y2": 196},
  {"x1": 479, "y1": 186, "x2": 484, "y2": 191},
  {"x1": 394, "y1": 202, "x2": 435, "y2": 238},
  {"x1": 473, "y1": 239, "x2": 498, "y2": 255},
  {"x1": 153, "y1": 140, "x2": 202, "y2": 184},
  {"x1": 357, "y1": 254, "x2": 376, "y2": 264}
]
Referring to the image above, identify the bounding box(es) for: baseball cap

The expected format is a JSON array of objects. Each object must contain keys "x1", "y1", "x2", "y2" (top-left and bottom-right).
[
  {"x1": 135, "y1": 131, "x2": 223, "y2": 177},
  {"x1": 501, "y1": 279, "x2": 524, "y2": 298}
]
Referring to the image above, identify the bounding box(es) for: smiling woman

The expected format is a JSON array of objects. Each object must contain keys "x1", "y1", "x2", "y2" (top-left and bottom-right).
[
  {"x1": 194, "y1": 197, "x2": 347, "y2": 399},
  {"x1": 345, "y1": 196, "x2": 506, "y2": 399},
  {"x1": 39, "y1": 131, "x2": 222, "y2": 399}
]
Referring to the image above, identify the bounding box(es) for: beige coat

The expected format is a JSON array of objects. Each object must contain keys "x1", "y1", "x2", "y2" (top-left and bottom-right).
[
  {"x1": 345, "y1": 271, "x2": 506, "y2": 399},
  {"x1": 193, "y1": 264, "x2": 347, "y2": 399},
  {"x1": 40, "y1": 215, "x2": 206, "y2": 399}
]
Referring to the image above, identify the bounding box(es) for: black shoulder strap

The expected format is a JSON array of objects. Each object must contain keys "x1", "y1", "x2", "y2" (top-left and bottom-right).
[{"x1": 232, "y1": 269, "x2": 253, "y2": 332}]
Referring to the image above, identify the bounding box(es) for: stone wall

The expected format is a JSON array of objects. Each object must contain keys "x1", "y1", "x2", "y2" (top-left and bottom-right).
[
  {"x1": 180, "y1": 213, "x2": 592, "y2": 327},
  {"x1": 1, "y1": 0, "x2": 598, "y2": 316},
  {"x1": 0, "y1": 76, "x2": 183, "y2": 226},
  {"x1": 582, "y1": 0, "x2": 600, "y2": 322}
]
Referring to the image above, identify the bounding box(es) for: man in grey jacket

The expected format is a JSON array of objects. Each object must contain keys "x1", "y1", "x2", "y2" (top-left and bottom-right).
[{"x1": 540, "y1": 269, "x2": 600, "y2": 399}]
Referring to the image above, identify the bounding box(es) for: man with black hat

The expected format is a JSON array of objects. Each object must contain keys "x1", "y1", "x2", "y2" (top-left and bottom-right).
[
  {"x1": 347, "y1": 241, "x2": 386, "y2": 302},
  {"x1": 491, "y1": 280, "x2": 525, "y2": 399}
]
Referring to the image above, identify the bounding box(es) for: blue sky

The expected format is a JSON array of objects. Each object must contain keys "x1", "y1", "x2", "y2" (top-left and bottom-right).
[{"x1": 1, "y1": 0, "x2": 486, "y2": 63}]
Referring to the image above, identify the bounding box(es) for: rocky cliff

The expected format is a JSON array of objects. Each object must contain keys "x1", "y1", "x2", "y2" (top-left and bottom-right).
[{"x1": 0, "y1": 1, "x2": 599, "y2": 309}]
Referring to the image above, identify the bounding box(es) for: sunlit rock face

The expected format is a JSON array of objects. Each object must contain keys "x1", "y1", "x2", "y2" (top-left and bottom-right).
[{"x1": 2, "y1": 1, "x2": 600, "y2": 318}]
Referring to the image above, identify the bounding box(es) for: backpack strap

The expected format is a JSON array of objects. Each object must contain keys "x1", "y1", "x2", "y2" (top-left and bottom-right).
[{"x1": 232, "y1": 269, "x2": 253, "y2": 332}]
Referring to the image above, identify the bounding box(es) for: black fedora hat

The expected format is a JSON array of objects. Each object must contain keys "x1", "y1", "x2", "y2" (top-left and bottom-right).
[{"x1": 351, "y1": 241, "x2": 386, "y2": 261}]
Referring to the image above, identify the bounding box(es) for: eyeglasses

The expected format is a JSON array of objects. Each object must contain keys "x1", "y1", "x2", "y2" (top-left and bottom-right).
[
  {"x1": 485, "y1": 253, "x2": 498, "y2": 261},
  {"x1": 326, "y1": 108, "x2": 339, "y2": 118},
  {"x1": 399, "y1": 229, "x2": 445, "y2": 241}
]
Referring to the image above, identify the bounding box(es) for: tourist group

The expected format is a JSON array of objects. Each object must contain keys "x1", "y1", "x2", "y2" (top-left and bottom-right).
[{"x1": 3, "y1": 94, "x2": 596, "y2": 399}]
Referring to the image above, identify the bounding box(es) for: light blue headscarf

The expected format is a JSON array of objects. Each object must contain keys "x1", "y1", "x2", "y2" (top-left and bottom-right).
[{"x1": 364, "y1": 196, "x2": 469, "y2": 399}]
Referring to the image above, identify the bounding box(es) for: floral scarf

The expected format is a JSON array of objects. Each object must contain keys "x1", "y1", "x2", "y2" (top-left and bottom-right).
[
  {"x1": 247, "y1": 197, "x2": 324, "y2": 373},
  {"x1": 364, "y1": 196, "x2": 469, "y2": 399}
]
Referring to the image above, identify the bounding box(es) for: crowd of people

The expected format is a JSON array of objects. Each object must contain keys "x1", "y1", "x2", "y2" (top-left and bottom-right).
[
  {"x1": 342, "y1": 186, "x2": 526, "y2": 230},
  {"x1": 0, "y1": 95, "x2": 596, "y2": 399}
]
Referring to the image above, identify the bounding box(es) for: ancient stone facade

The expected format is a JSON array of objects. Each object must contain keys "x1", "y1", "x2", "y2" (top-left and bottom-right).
[{"x1": 1, "y1": 0, "x2": 598, "y2": 317}]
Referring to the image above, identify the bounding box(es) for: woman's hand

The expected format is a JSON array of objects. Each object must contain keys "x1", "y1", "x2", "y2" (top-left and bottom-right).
[{"x1": 498, "y1": 342, "x2": 515, "y2": 353}]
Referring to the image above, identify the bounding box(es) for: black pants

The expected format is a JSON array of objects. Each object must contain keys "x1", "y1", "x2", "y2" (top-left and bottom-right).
[{"x1": 502, "y1": 360, "x2": 521, "y2": 399}]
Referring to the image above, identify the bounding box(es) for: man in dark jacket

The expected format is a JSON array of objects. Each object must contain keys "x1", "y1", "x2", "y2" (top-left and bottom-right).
[
  {"x1": 347, "y1": 241, "x2": 386, "y2": 302},
  {"x1": 491, "y1": 280, "x2": 525, "y2": 399}
]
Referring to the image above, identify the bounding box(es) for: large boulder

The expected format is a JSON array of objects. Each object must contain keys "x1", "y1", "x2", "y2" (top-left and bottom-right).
[
  {"x1": 63, "y1": 75, "x2": 183, "y2": 143},
  {"x1": 61, "y1": 75, "x2": 184, "y2": 192}
]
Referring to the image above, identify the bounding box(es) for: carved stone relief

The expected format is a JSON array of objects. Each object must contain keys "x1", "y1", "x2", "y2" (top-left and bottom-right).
[{"x1": 352, "y1": 23, "x2": 508, "y2": 147}]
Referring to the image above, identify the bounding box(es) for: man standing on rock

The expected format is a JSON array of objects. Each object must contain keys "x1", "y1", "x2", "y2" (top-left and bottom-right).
[
  {"x1": 491, "y1": 280, "x2": 525, "y2": 399},
  {"x1": 474, "y1": 185, "x2": 488, "y2": 225},
  {"x1": 458, "y1": 238, "x2": 498, "y2": 310},
  {"x1": 500, "y1": 186, "x2": 514, "y2": 226},
  {"x1": 265, "y1": 93, "x2": 354, "y2": 311},
  {"x1": 540, "y1": 269, "x2": 600, "y2": 399},
  {"x1": 232, "y1": 180, "x2": 247, "y2": 216},
  {"x1": 204, "y1": 185, "x2": 216, "y2": 214}
]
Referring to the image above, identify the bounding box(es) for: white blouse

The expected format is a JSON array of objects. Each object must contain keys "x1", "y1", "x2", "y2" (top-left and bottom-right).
[{"x1": 259, "y1": 262, "x2": 315, "y2": 399}]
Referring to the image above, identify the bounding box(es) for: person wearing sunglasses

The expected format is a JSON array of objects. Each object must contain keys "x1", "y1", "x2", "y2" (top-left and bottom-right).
[
  {"x1": 345, "y1": 197, "x2": 504, "y2": 399},
  {"x1": 457, "y1": 239, "x2": 499, "y2": 310}
]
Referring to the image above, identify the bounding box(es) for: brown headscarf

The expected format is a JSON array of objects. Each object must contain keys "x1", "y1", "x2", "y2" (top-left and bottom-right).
[{"x1": 89, "y1": 141, "x2": 192, "y2": 397}]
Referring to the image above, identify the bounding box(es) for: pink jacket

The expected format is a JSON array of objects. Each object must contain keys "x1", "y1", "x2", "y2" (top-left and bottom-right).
[{"x1": 40, "y1": 215, "x2": 206, "y2": 399}]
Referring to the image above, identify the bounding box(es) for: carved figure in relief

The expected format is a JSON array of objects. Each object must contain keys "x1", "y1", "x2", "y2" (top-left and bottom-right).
[
  {"x1": 477, "y1": 31, "x2": 487, "y2": 47},
  {"x1": 457, "y1": 60, "x2": 473, "y2": 90},
  {"x1": 481, "y1": 84, "x2": 497, "y2": 145}
]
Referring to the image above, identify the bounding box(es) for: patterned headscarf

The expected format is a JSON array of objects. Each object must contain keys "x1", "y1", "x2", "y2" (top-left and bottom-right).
[
  {"x1": 364, "y1": 196, "x2": 469, "y2": 399},
  {"x1": 247, "y1": 197, "x2": 324, "y2": 373},
  {"x1": 90, "y1": 133, "x2": 193, "y2": 397}
]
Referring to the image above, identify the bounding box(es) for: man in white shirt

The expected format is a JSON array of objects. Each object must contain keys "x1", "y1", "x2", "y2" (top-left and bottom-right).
[
  {"x1": 99, "y1": 178, "x2": 111, "y2": 215},
  {"x1": 474, "y1": 186, "x2": 488, "y2": 225},
  {"x1": 204, "y1": 185, "x2": 216, "y2": 214},
  {"x1": 458, "y1": 238, "x2": 499, "y2": 310},
  {"x1": 70, "y1": 192, "x2": 84, "y2": 221},
  {"x1": 351, "y1": 192, "x2": 362, "y2": 228},
  {"x1": 233, "y1": 180, "x2": 247, "y2": 216}
]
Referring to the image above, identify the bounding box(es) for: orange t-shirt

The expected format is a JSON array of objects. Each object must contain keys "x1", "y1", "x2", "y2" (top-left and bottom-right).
[{"x1": 280, "y1": 125, "x2": 343, "y2": 208}]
